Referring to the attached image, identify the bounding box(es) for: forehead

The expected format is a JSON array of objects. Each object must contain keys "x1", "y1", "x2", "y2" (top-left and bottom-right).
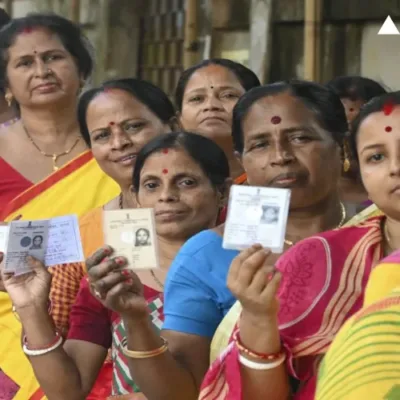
[
  {"x1": 140, "y1": 148, "x2": 203, "y2": 176},
  {"x1": 242, "y1": 92, "x2": 316, "y2": 132},
  {"x1": 184, "y1": 64, "x2": 244, "y2": 93},
  {"x1": 8, "y1": 27, "x2": 65, "y2": 57},
  {"x1": 86, "y1": 89, "x2": 156, "y2": 127},
  {"x1": 357, "y1": 107, "x2": 400, "y2": 147}
]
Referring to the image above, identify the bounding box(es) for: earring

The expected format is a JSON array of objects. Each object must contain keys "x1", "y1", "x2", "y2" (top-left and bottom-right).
[
  {"x1": 5, "y1": 93, "x2": 12, "y2": 107},
  {"x1": 343, "y1": 157, "x2": 351, "y2": 172}
]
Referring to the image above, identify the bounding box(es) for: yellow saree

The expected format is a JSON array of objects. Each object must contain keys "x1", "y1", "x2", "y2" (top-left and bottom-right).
[{"x1": 210, "y1": 203, "x2": 383, "y2": 362}]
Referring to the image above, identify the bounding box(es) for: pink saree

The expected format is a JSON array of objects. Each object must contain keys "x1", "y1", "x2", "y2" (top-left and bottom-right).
[{"x1": 199, "y1": 216, "x2": 384, "y2": 400}]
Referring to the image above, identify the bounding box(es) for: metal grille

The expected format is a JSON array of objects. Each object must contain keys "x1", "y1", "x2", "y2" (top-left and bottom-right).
[{"x1": 138, "y1": 0, "x2": 185, "y2": 97}]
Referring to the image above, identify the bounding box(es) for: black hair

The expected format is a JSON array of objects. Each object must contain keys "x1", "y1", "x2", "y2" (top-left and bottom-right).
[
  {"x1": 175, "y1": 58, "x2": 261, "y2": 111},
  {"x1": 326, "y1": 76, "x2": 387, "y2": 103},
  {"x1": 349, "y1": 91, "x2": 400, "y2": 162},
  {"x1": 77, "y1": 78, "x2": 176, "y2": 147},
  {"x1": 231, "y1": 80, "x2": 348, "y2": 153},
  {"x1": 0, "y1": 9, "x2": 10, "y2": 28},
  {"x1": 132, "y1": 131, "x2": 230, "y2": 192},
  {"x1": 32, "y1": 235, "x2": 43, "y2": 242},
  {"x1": 0, "y1": 13, "x2": 93, "y2": 89}
]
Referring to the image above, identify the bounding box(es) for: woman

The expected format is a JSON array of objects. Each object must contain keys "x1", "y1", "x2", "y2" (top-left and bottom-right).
[
  {"x1": 326, "y1": 76, "x2": 387, "y2": 208},
  {"x1": 176, "y1": 58, "x2": 260, "y2": 184},
  {"x1": 0, "y1": 77, "x2": 178, "y2": 400},
  {"x1": 199, "y1": 90, "x2": 400, "y2": 399},
  {"x1": 0, "y1": 13, "x2": 119, "y2": 220},
  {"x1": 1, "y1": 131, "x2": 231, "y2": 399},
  {"x1": 316, "y1": 250, "x2": 400, "y2": 400},
  {"x1": 35, "y1": 80, "x2": 368, "y2": 400}
]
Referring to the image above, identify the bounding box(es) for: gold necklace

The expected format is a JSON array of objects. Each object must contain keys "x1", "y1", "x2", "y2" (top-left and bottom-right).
[
  {"x1": 284, "y1": 202, "x2": 347, "y2": 247},
  {"x1": 24, "y1": 126, "x2": 81, "y2": 171},
  {"x1": 384, "y1": 222, "x2": 394, "y2": 251}
]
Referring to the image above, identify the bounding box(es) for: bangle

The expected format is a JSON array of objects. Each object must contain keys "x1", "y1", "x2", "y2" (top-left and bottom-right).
[
  {"x1": 121, "y1": 337, "x2": 168, "y2": 359},
  {"x1": 238, "y1": 352, "x2": 286, "y2": 370},
  {"x1": 233, "y1": 331, "x2": 283, "y2": 361},
  {"x1": 23, "y1": 330, "x2": 63, "y2": 357}
]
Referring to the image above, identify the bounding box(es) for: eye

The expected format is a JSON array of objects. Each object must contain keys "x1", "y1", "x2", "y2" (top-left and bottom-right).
[
  {"x1": 93, "y1": 130, "x2": 110, "y2": 142},
  {"x1": 220, "y1": 92, "x2": 239, "y2": 100},
  {"x1": 45, "y1": 54, "x2": 64, "y2": 62},
  {"x1": 188, "y1": 95, "x2": 203, "y2": 103},
  {"x1": 17, "y1": 59, "x2": 32, "y2": 68},
  {"x1": 291, "y1": 136, "x2": 312, "y2": 144},
  {"x1": 124, "y1": 121, "x2": 145, "y2": 133},
  {"x1": 367, "y1": 153, "x2": 385, "y2": 163},
  {"x1": 179, "y1": 178, "x2": 196, "y2": 187},
  {"x1": 250, "y1": 141, "x2": 268, "y2": 150},
  {"x1": 143, "y1": 181, "x2": 159, "y2": 190}
]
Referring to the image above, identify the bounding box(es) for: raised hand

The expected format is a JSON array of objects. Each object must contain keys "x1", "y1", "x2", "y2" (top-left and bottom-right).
[
  {"x1": 86, "y1": 246, "x2": 148, "y2": 318},
  {"x1": 227, "y1": 244, "x2": 282, "y2": 319},
  {"x1": 0, "y1": 253, "x2": 51, "y2": 311}
]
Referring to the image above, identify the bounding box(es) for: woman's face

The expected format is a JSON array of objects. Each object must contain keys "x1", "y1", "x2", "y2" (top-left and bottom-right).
[
  {"x1": 86, "y1": 89, "x2": 172, "y2": 188},
  {"x1": 33, "y1": 236, "x2": 42, "y2": 246},
  {"x1": 179, "y1": 64, "x2": 245, "y2": 147},
  {"x1": 136, "y1": 148, "x2": 222, "y2": 240},
  {"x1": 136, "y1": 229, "x2": 149, "y2": 244},
  {"x1": 240, "y1": 92, "x2": 341, "y2": 209},
  {"x1": 357, "y1": 107, "x2": 400, "y2": 219},
  {"x1": 341, "y1": 97, "x2": 364, "y2": 126},
  {"x1": 6, "y1": 28, "x2": 81, "y2": 107}
]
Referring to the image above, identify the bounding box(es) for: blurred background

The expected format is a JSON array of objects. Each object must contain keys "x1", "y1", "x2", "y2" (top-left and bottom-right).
[{"x1": 2, "y1": 0, "x2": 400, "y2": 95}]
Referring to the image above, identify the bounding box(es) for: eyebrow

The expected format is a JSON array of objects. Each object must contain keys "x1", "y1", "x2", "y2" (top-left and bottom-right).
[
  {"x1": 141, "y1": 172, "x2": 200, "y2": 181},
  {"x1": 185, "y1": 85, "x2": 243, "y2": 94},
  {"x1": 90, "y1": 118, "x2": 144, "y2": 135},
  {"x1": 14, "y1": 48, "x2": 66, "y2": 59},
  {"x1": 359, "y1": 143, "x2": 385, "y2": 154},
  {"x1": 247, "y1": 126, "x2": 314, "y2": 140}
]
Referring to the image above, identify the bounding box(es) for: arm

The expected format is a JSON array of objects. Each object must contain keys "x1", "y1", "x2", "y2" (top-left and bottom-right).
[{"x1": 122, "y1": 316, "x2": 210, "y2": 400}]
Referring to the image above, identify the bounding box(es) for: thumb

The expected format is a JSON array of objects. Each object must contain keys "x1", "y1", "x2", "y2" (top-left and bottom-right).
[{"x1": 26, "y1": 256, "x2": 46, "y2": 274}]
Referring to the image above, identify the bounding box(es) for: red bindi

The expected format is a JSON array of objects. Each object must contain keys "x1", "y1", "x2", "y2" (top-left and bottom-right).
[
  {"x1": 383, "y1": 101, "x2": 394, "y2": 116},
  {"x1": 22, "y1": 27, "x2": 34, "y2": 34},
  {"x1": 271, "y1": 116, "x2": 281, "y2": 125},
  {"x1": 385, "y1": 126, "x2": 392, "y2": 132},
  {"x1": 349, "y1": 107, "x2": 354, "y2": 112},
  {"x1": 162, "y1": 169, "x2": 168, "y2": 174},
  {"x1": 162, "y1": 149, "x2": 169, "y2": 154},
  {"x1": 109, "y1": 121, "x2": 115, "y2": 125}
]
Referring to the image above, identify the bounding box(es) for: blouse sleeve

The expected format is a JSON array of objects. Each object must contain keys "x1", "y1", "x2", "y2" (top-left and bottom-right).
[{"x1": 67, "y1": 277, "x2": 112, "y2": 349}]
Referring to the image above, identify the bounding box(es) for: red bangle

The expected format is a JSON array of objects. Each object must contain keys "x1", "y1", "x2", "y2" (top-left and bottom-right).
[
  {"x1": 23, "y1": 330, "x2": 62, "y2": 351},
  {"x1": 233, "y1": 330, "x2": 284, "y2": 361}
]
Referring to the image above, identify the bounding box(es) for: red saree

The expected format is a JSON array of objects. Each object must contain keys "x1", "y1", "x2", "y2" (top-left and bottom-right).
[{"x1": 199, "y1": 216, "x2": 384, "y2": 400}]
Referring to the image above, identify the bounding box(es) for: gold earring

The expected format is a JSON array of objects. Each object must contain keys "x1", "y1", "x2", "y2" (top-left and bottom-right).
[
  {"x1": 343, "y1": 157, "x2": 350, "y2": 172},
  {"x1": 5, "y1": 93, "x2": 12, "y2": 107}
]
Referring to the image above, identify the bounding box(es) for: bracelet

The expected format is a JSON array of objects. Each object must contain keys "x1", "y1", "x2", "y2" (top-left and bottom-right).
[
  {"x1": 121, "y1": 337, "x2": 168, "y2": 359},
  {"x1": 23, "y1": 330, "x2": 63, "y2": 357},
  {"x1": 238, "y1": 352, "x2": 286, "y2": 370},
  {"x1": 233, "y1": 331, "x2": 284, "y2": 361}
]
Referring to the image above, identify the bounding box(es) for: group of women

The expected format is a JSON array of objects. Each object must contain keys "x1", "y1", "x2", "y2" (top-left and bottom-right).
[{"x1": 0, "y1": 11, "x2": 399, "y2": 400}]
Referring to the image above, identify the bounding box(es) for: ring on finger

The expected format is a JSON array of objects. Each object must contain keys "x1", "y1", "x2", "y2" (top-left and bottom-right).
[{"x1": 90, "y1": 284, "x2": 102, "y2": 299}]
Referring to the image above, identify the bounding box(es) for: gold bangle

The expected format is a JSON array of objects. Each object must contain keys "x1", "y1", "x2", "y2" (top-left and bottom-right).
[{"x1": 121, "y1": 337, "x2": 168, "y2": 359}]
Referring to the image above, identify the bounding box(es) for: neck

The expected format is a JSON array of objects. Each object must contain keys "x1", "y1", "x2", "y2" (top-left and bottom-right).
[
  {"x1": 157, "y1": 235, "x2": 186, "y2": 270},
  {"x1": 121, "y1": 185, "x2": 136, "y2": 208},
  {"x1": 385, "y1": 216, "x2": 400, "y2": 251},
  {"x1": 0, "y1": 99, "x2": 16, "y2": 124},
  {"x1": 286, "y1": 193, "x2": 344, "y2": 244},
  {"x1": 20, "y1": 101, "x2": 80, "y2": 142}
]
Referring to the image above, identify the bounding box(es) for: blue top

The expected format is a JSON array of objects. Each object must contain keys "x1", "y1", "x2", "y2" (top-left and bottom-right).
[{"x1": 163, "y1": 230, "x2": 239, "y2": 338}]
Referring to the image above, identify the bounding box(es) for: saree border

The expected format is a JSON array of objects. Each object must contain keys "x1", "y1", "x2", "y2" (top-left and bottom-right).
[{"x1": 1, "y1": 151, "x2": 93, "y2": 219}]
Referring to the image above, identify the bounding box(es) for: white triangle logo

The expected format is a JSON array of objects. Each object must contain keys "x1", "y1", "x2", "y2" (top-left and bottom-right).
[{"x1": 378, "y1": 16, "x2": 400, "y2": 35}]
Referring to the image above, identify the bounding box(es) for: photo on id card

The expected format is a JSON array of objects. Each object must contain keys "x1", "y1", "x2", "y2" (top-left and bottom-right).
[
  {"x1": 223, "y1": 185, "x2": 291, "y2": 254},
  {"x1": 103, "y1": 208, "x2": 159, "y2": 270},
  {"x1": 4, "y1": 220, "x2": 49, "y2": 275}
]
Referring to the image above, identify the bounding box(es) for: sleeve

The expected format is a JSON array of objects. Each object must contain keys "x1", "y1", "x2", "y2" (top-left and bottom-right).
[
  {"x1": 163, "y1": 255, "x2": 224, "y2": 338},
  {"x1": 67, "y1": 277, "x2": 112, "y2": 348}
]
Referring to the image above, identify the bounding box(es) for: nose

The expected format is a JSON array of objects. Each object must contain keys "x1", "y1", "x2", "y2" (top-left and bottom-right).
[
  {"x1": 389, "y1": 152, "x2": 400, "y2": 177},
  {"x1": 269, "y1": 141, "x2": 295, "y2": 166},
  {"x1": 34, "y1": 58, "x2": 49, "y2": 78},
  {"x1": 110, "y1": 127, "x2": 133, "y2": 151},
  {"x1": 158, "y1": 184, "x2": 179, "y2": 203},
  {"x1": 203, "y1": 94, "x2": 223, "y2": 112}
]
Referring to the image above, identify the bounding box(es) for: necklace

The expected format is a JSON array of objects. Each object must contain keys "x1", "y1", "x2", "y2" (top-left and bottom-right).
[
  {"x1": 119, "y1": 193, "x2": 123, "y2": 209},
  {"x1": 151, "y1": 269, "x2": 164, "y2": 289},
  {"x1": 24, "y1": 126, "x2": 81, "y2": 171},
  {"x1": 284, "y1": 202, "x2": 347, "y2": 247},
  {"x1": 384, "y1": 221, "x2": 394, "y2": 251}
]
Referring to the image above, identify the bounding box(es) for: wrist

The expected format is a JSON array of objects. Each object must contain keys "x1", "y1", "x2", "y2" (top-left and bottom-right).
[{"x1": 240, "y1": 309, "x2": 278, "y2": 329}]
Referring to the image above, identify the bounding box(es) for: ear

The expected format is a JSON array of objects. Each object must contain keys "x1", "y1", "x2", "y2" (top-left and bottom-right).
[
  {"x1": 218, "y1": 178, "x2": 233, "y2": 207},
  {"x1": 168, "y1": 115, "x2": 181, "y2": 131},
  {"x1": 175, "y1": 111, "x2": 184, "y2": 130},
  {"x1": 129, "y1": 185, "x2": 140, "y2": 207},
  {"x1": 234, "y1": 150, "x2": 243, "y2": 168}
]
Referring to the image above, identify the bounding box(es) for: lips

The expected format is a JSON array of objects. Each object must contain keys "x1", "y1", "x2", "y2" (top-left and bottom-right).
[
  {"x1": 201, "y1": 116, "x2": 227, "y2": 124},
  {"x1": 34, "y1": 83, "x2": 57, "y2": 90},
  {"x1": 269, "y1": 172, "x2": 305, "y2": 188},
  {"x1": 115, "y1": 153, "x2": 137, "y2": 163},
  {"x1": 390, "y1": 184, "x2": 400, "y2": 194}
]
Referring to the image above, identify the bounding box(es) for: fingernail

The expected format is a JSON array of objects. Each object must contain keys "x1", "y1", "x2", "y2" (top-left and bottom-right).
[
  {"x1": 121, "y1": 270, "x2": 130, "y2": 276},
  {"x1": 104, "y1": 247, "x2": 111, "y2": 255},
  {"x1": 267, "y1": 272, "x2": 274, "y2": 282},
  {"x1": 116, "y1": 257, "x2": 125, "y2": 266}
]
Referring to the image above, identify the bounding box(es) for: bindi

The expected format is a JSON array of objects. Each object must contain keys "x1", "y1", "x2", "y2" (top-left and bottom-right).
[
  {"x1": 349, "y1": 107, "x2": 354, "y2": 112},
  {"x1": 383, "y1": 101, "x2": 394, "y2": 116},
  {"x1": 271, "y1": 116, "x2": 282, "y2": 125},
  {"x1": 162, "y1": 168, "x2": 168, "y2": 174},
  {"x1": 22, "y1": 27, "x2": 34, "y2": 34},
  {"x1": 162, "y1": 149, "x2": 169, "y2": 154},
  {"x1": 385, "y1": 126, "x2": 392, "y2": 132},
  {"x1": 109, "y1": 121, "x2": 115, "y2": 126}
]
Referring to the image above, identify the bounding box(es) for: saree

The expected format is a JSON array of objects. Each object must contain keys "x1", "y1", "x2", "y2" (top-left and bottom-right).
[
  {"x1": 0, "y1": 150, "x2": 119, "y2": 221},
  {"x1": 316, "y1": 250, "x2": 400, "y2": 400},
  {"x1": 200, "y1": 213, "x2": 384, "y2": 400}
]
